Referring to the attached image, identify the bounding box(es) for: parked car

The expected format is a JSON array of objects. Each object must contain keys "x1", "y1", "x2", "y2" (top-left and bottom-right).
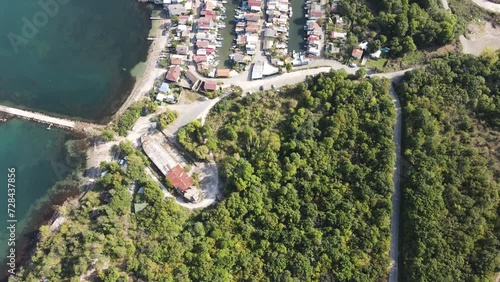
[{"x1": 349, "y1": 63, "x2": 357, "y2": 68}]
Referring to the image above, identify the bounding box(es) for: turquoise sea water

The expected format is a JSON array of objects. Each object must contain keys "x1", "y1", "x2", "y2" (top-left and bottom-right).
[
  {"x1": 0, "y1": 119, "x2": 78, "y2": 279},
  {"x1": 0, "y1": 0, "x2": 152, "y2": 278},
  {"x1": 0, "y1": 0, "x2": 152, "y2": 122}
]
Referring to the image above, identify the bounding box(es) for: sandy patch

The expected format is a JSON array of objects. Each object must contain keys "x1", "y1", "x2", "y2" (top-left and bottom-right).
[
  {"x1": 460, "y1": 21, "x2": 500, "y2": 55},
  {"x1": 470, "y1": 0, "x2": 500, "y2": 13}
]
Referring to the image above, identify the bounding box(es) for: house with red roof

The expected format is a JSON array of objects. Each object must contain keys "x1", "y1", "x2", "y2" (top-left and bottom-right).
[
  {"x1": 196, "y1": 40, "x2": 209, "y2": 48},
  {"x1": 352, "y1": 48, "x2": 364, "y2": 59},
  {"x1": 166, "y1": 65, "x2": 182, "y2": 82},
  {"x1": 193, "y1": 55, "x2": 208, "y2": 63},
  {"x1": 330, "y1": 31, "x2": 347, "y2": 40},
  {"x1": 309, "y1": 10, "x2": 323, "y2": 20},
  {"x1": 216, "y1": 69, "x2": 230, "y2": 77},
  {"x1": 197, "y1": 18, "x2": 214, "y2": 30},
  {"x1": 166, "y1": 165, "x2": 194, "y2": 193},
  {"x1": 203, "y1": 81, "x2": 218, "y2": 91}
]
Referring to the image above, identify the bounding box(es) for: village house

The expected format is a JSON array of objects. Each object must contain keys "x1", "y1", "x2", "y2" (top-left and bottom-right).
[
  {"x1": 263, "y1": 39, "x2": 274, "y2": 50},
  {"x1": 330, "y1": 31, "x2": 347, "y2": 40},
  {"x1": 196, "y1": 40, "x2": 210, "y2": 49},
  {"x1": 198, "y1": 18, "x2": 215, "y2": 31},
  {"x1": 170, "y1": 55, "x2": 186, "y2": 65},
  {"x1": 178, "y1": 15, "x2": 190, "y2": 24},
  {"x1": 352, "y1": 48, "x2": 364, "y2": 60},
  {"x1": 176, "y1": 45, "x2": 188, "y2": 55},
  {"x1": 184, "y1": 71, "x2": 200, "y2": 86},
  {"x1": 141, "y1": 136, "x2": 200, "y2": 203},
  {"x1": 167, "y1": 4, "x2": 186, "y2": 17},
  {"x1": 244, "y1": 13, "x2": 261, "y2": 22},
  {"x1": 166, "y1": 65, "x2": 182, "y2": 82},
  {"x1": 231, "y1": 53, "x2": 250, "y2": 64},
  {"x1": 193, "y1": 55, "x2": 208, "y2": 64},
  {"x1": 158, "y1": 82, "x2": 170, "y2": 94},
  {"x1": 264, "y1": 28, "x2": 277, "y2": 38},
  {"x1": 216, "y1": 68, "x2": 230, "y2": 77},
  {"x1": 203, "y1": 81, "x2": 218, "y2": 91}
]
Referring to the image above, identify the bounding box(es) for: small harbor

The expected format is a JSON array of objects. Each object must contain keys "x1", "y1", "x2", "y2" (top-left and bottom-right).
[
  {"x1": 288, "y1": 0, "x2": 306, "y2": 53},
  {"x1": 218, "y1": 0, "x2": 240, "y2": 68}
]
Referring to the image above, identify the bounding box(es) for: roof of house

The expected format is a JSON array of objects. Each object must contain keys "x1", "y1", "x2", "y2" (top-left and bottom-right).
[
  {"x1": 370, "y1": 50, "x2": 382, "y2": 59},
  {"x1": 176, "y1": 45, "x2": 188, "y2": 54},
  {"x1": 352, "y1": 48, "x2": 364, "y2": 59},
  {"x1": 244, "y1": 13, "x2": 261, "y2": 21},
  {"x1": 166, "y1": 65, "x2": 182, "y2": 81},
  {"x1": 171, "y1": 56, "x2": 184, "y2": 65},
  {"x1": 178, "y1": 15, "x2": 190, "y2": 23},
  {"x1": 193, "y1": 55, "x2": 207, "y2": 63},
  {"x1": 330, "y1": 31, "x2": 347, "y2": 39},
  {"x1": 203, "y1": 81, "x2": 218, "y2": 91},
  {"x1": 184, "y1": 71, "x2": 199, "y2": 84},
  {"x1": 168, "y1": 4, "x2": 186, "y2": 16},
  {"x1": 308, "y1": 35, "x2": 319, "y2": 41},
  {"x1": 309, "y1": 10, "x2": 323, "y2": 18},
  {"x1": 216, "y1": 68, "x2": 230, "y2": 77},
  {"x1": 232, "y1": 53, "x2": 245, "y2": 62},
  {"x1": 159, "y1": 82, "x2": 170, "y2": 93},
  {"x1": 156, "y1": 93, "x2": 167, "y2": 101},
  {"x1": 246, "y1": 26, "x2": 259, "y2": 33},
  {"x1": 263, "y1": 39, "x2": 274, "y2": 50},
  {"x1": 196, "y1": 40, "x2": 209, "y2": 48},
  {"x1": 198, "y1": 18, "x2": 213, "y2": 28},
  {"x1": 248, "y1": 0, "x2": 262, "y2": 7},
  {"x1": 264, "y1": 28, "x2": 277, "y2": 37},
  {"x1": 166, "y1": 165, "x2": 194, "y2": 192}
]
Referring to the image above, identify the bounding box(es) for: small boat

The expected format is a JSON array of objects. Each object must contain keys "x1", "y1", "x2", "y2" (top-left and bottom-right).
[
  {"x1": 46, "y1": 123, "x2": 53, "y2": 130},
  {"x1": 221, "y1": 0, "x2": 227, "y2": 3}
]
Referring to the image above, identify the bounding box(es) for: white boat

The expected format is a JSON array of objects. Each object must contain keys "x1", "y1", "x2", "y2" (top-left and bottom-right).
[{"x1": 221, "y1": 0, "x2": 227, "y2": 3}]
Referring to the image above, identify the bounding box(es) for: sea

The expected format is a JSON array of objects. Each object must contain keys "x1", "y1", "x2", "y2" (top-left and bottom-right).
[
  {"x1": 0, "y1": 0, "x2": 152, "y2": 278},
  {"x1": 0, "y1": 0, "x2": 151, "y2": 122}
]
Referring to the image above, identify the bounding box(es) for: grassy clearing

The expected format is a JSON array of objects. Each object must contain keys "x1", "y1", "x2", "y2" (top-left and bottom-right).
[
  {"x1": 179, "y1": 90, "x2": 204, "y2": 103},
  {"x1": 448, "y1": 0, "x2": 500, "y2": 27},
  {"x1": 366, "y1": 58, "x2": 388, "y2": 69}
]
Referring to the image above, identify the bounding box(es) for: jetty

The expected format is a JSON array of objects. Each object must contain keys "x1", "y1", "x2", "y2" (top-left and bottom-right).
[{"x1": 0, "y1": 104, "x2": 102, "y2": 133}]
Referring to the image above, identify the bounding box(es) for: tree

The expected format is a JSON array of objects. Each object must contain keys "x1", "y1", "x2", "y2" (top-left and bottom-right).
[
  {"x1": 402, "y1": 36, "x2": 417, "y2": 53},
  {"x1": 101, "y1": 130, "x2": 115, "y2": 142},
  {"x1": 354, "y1": 68, "x2": 367, "y2": 79},
  {"x1": 157, "y1": 109, "x2": 179, "y2": 130}
]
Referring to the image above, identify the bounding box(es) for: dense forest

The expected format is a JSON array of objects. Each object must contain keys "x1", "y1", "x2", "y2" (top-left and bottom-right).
[
  {"x1": 14, "y1": 70, "x2": 397, "y2": 281},
  {"x1": 336, "y1": 0, "x2": 462, "y2": 56},
  {"x1": 397, "y1": 52, "x2": 500, "y2": 281}
]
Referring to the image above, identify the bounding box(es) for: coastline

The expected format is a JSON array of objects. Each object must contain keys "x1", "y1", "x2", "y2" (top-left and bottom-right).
[{"x1": 109, "y1": 19, "x2": 168, "y2": 124}]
